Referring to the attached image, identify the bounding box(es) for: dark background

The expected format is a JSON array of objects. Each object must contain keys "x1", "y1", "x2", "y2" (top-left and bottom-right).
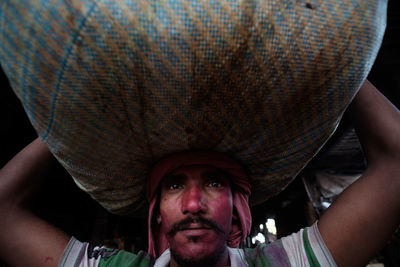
[{"x1": 1, "y1": 0, "x2": 399, "y2": 264}]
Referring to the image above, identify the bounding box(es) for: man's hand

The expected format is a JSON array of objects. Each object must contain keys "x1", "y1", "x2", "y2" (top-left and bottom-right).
[
  {"x1": 0, "y1": 138, "x2": 70, "y2": 267},
  {"x1": 318, "y1": 80, "x2": 400, "y2": 266}
]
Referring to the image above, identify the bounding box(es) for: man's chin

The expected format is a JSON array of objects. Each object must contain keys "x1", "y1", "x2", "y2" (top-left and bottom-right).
[
  {"x1": 167, "y1": 230, "x2": 229, "y2": 266},
  {"x1": 170, "y1": 242, "x2": 227, "y2": 267}
]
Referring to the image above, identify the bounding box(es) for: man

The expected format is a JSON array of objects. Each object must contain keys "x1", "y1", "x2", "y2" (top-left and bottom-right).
[{"x1": 0, "y1": 80, "x2": 400, "y2": 266}]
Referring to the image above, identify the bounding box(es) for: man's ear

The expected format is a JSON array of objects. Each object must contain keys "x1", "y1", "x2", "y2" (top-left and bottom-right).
[{"x1": 157, "y1": 214, "x2": 162, "y2": 224}]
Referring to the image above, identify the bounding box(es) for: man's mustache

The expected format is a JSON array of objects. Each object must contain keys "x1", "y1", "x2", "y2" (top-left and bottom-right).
[{"x1": 167, "y1": 216, "x2": 225, "y2": 237}]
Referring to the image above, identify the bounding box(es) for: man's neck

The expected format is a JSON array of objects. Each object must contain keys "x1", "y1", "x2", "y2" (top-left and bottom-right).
[{"x1": 169, "y1": 248, "x2": 230, "y2": 267}]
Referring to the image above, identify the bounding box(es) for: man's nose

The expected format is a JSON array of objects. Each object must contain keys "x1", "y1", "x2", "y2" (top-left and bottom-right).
[{"x1": 181, "y1": 186, "x2": 206, "y2": 214}]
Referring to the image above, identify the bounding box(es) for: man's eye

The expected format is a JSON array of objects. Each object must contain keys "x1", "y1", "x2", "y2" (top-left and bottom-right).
[
  {"x1": 168, "y1": 184, "x2": 183, "y2": 190},
  {"x1": 207, "y1": 181, "x2": 223, "y2": 188}
]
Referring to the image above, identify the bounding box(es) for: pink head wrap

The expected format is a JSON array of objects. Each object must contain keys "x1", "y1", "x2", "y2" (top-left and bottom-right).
[{"x1": 146, "y1": 151, "x2": 252, "y2": 258}]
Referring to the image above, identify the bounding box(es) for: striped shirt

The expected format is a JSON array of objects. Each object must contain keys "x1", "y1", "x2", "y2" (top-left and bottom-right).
[{"x1": 58, "y1": 222, "x2": 336, "y2": 267}]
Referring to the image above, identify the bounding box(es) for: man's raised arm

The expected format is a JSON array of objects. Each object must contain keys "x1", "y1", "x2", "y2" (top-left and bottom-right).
[
  {"x1": 318, "y1": 80, "x2": 400, "y2": 266},
  {"x1": 0, "y1": 138, "x2": 70, "y2": 267}
]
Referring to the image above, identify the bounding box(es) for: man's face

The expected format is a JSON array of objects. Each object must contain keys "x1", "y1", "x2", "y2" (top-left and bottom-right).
[{"x1": 159, "y1": 165, "x2": 233, "y2": 266}]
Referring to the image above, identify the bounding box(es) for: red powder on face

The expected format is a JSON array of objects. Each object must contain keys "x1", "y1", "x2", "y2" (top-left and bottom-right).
[
  {"x1": 147, "y1": 150, "x2": 252, "y2": 258},
  {"x1": 45, "y1": 256, "x2": 54, "y2": 262},
  {"x1": 158, "y1": 165, "x2": 233, "y2": 262}
]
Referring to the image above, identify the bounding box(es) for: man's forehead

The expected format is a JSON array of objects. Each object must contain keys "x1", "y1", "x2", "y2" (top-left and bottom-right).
[
  {"x1": 168, "y1": 164, "x2": 220, "y2": 174},
  {"x1": 162, "y1": 164, "x2": 232, "y2": 182}
]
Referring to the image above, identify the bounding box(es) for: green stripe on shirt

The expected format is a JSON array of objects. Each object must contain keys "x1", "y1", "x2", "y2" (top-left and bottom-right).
[
  {"x1": 98, "y1": 250, "x2": 151, "y2": 267},
  {"x1": 303, "y1": 227, "x2": 321, "y2": 267}
]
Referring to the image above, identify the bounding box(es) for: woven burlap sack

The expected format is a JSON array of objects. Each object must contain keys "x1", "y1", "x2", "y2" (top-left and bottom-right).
[{"x1": 0, "y1": 0, "x2": 386, "y2": 215}]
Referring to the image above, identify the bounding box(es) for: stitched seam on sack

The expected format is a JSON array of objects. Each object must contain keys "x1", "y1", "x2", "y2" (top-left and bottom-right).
[{"x1": 43, "y1": 0, "x2": 99, "y2": 139}]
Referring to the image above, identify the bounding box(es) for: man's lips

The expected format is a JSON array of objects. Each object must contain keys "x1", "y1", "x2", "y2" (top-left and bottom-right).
[
  {"x1": 180, "y1": 223, "x2": 211, "y2": 230},
  {"x1": 178, "y1": 226, "x2": 213, "y2": 237}
]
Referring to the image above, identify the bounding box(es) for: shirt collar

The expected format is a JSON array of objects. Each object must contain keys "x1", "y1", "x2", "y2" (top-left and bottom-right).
[{"x1": 153, "y1": 247, "x2": 248, "y2": 267}]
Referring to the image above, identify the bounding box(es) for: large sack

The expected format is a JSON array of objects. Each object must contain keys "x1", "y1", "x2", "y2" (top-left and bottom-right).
[{"x1": 0, "y1": 0, "x2": 386, "y2": 215}]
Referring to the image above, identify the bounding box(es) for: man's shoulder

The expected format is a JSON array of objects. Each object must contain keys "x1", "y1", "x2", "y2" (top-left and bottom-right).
[
  {"x1": 58, "y1": 237, "x2": 153, "y2": 267},
  {"x1": 94, "y1": 250, "x2": 153, "y2": 267},
  {"x1": 242, "y1": 240, "x2": 292, "y2": 267},
  {"x1": 242, "y1": 223, "x2": 336, "y2": 267},
  {"x1": 90, "y1": 247, "x2": 152, "y2": 267}
]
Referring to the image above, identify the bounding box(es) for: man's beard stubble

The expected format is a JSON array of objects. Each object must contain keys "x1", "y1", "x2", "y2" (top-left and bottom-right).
[{"x1": 167, "y1": 216, "x2": 229, "y2": 267}]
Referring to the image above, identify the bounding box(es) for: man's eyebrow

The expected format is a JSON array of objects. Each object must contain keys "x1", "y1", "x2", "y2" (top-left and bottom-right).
[
  {"x1": 162, "y1": 173, "x2": 186, "y2": 184},
  {"x1": 203, "y1": 170, "x2": 222, "y2": 176},
  {"x1": 203, "y1": 170, "x2": 231, "y2": 180}
]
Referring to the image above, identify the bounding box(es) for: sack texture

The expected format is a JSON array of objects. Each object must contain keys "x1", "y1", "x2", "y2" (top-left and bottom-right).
[{"x1": 0, "y1": 0, "x2": 387, "y2": 215}]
